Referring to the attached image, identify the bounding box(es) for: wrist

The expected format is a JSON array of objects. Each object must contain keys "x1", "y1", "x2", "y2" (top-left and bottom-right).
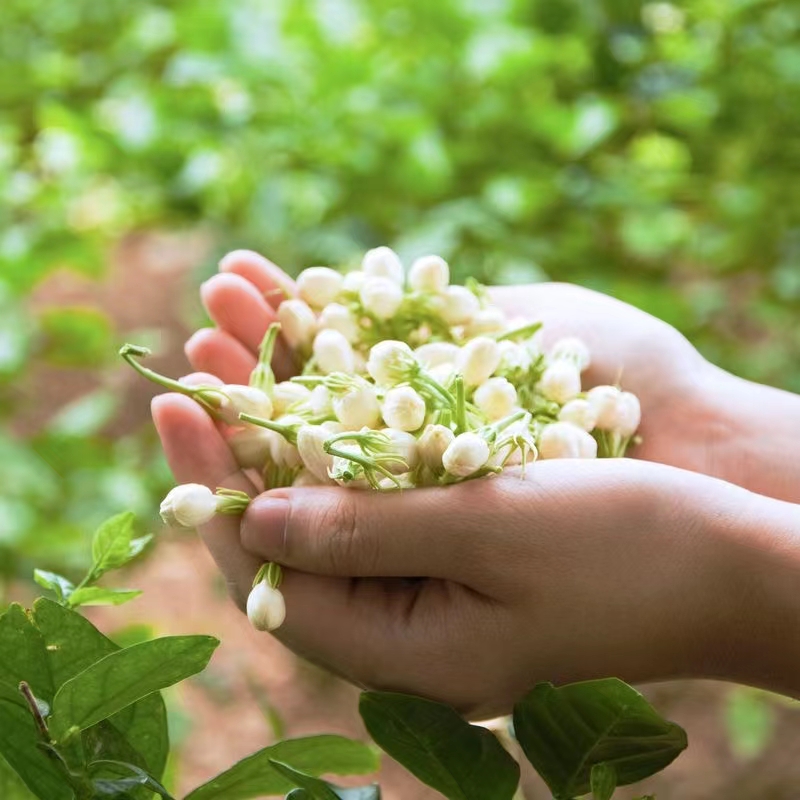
[{"x1": 700, "y1": 487, "x2": 800, "y2": 697}]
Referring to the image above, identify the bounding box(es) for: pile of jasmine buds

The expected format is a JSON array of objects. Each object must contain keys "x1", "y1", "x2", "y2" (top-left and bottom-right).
[{"x1": 124, "y1": 247, "x2": 641, "y2": 632}]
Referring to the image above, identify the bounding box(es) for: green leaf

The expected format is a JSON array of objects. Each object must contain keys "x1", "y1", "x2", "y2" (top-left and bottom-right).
[
  {"x1": 0, "y1": 681, "x2": 72, "y2": 800},
  {"x1": 286, "y1": 790, "x2": 380, "y2": 800},
  {"x1": 33, "y1": 570, "x2": 75, "y2": 603},
  {"x1": 88, "y1": 760, "x2": 175, "y2": 799},
  {"x1": 513, "y1": 679, "x2": 687, "y2": 800},
  {"x1": 0, "y1": 605, "x2": 54, "y2": 703},
  {"x1": 185, "y1": 736, "x2": 379, "y2": 800},
  {"x1": 269, "y1": 762, "x2": 339, "y2": 799},
  {"x1": 359, "y1": 692, "x2": 519, "y2": 800},
  {"x1": 67, "y1": 587, "x2": 142, "y2": 608},
  {"x1": 90, "y1": 512, "x2": 150, "y2": 578},
  {"x1": 724, "y1": 686, "x2": 775, "y2": 760},
  {"x1": 590, "y1": 763, "x2": 616, "y2": 800},
  {"x1": 50, "y1": 635, "x2": 218, "y2": 739},
  {"x1": 32, "y1": 599, "x2": 170, "y2": 781}
]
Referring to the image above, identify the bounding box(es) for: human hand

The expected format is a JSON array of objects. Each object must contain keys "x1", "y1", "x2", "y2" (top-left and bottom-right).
[{"x1": 152, "y1": 388, "x2": 800, "y2": 716}]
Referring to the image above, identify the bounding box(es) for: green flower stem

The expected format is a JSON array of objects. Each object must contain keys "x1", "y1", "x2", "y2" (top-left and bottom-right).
[
  {"x1": 453, "y1": 375, "x2": 467, "y2": 434},
  {"x1": 238, "y1": 413, "x2": 299, "y2": 443},
  {"x1": 495, "y1": 321, "x2": 543, "y2": 342},
  {"x1": 253, "y1": 562, "x2": 283, "y2": 589},
  {"x1": 324, "y1": 441, "x2": 401, "y2": 489},
  {"x1": 19, "y1": 681, "x2": 51, "y2": 742},
  {"x1": 215, "y1": 487, "x2": 252, "y2": 515},
  {"x1": 415, "y1": 370, "x2": 457, "y2": 411},
  {"x1": 289, "y1": 375, "x2": 327, "y2": 387},
  {"x1": 250, "y1": 323, "x2": 281, "y2": 393}
]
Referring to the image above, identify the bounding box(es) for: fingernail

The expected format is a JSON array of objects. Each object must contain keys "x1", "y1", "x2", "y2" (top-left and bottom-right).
[{"x1": 242, "y1": 497, "x2": 290, "y2": 558}]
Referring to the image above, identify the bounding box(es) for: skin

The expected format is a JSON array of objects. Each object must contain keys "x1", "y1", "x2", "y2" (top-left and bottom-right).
[{"x1": 152, "y1": 249, "x2": 800, "y2": 717}]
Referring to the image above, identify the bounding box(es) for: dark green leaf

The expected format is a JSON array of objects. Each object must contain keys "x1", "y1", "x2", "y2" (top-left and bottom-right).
[
  {"x1": 32, "y1": 599, "x2": 170, "y2": 780},
  {"x1": 0, "y1": 681, "x2": 72, "y2": 800},
  {"x1": 359, "y1": 692, "x2": 519, "y2": 800},
  {"x1": 88, "y1": 759, "x2": 175, "y2": 799},
  {"x1": 513, "y1": 679, "x2": 687, "y2": 800},
  {"x1": 269, "y1": 762, "x2": 339, "y2": 799},
  {"x1": 185, "y1": 736, "x2": 379, "y2": 800},
  {"x1": 591, "y1": 763, "x2": 616, "y2": 800},
  {"x1": 33, "y1": 570, "x2": 75, "y2": 603},
  {"x1": 67, "y1": 587, "x2": 142, "y2": 608},
  {"x1": 50, "y1": 635, "x2": 218, "y2": 738},
  {"x1": 90, "y1": 513, "x2": 150, "y2": 578},
  {"x1": 0, "y1": 605, "x2": 54, "y2": 703}
]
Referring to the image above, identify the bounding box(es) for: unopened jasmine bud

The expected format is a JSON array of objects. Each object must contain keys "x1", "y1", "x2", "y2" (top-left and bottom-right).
[
  {"x1": 297, "y1": 425, "x2": 336, "y2": 483},
  {"x1": 272, "y1": 381, "x2": 311, "y2": 415},
  {"x1": 277, "y1": 299, "x2": 316, "y2": 350},
  {"x1": 342, "y1": 270, "x2": 367, "y2": 293},
  {"x1": 269, "y1": 430, "x2": 303, "y2": 469},
  {"x1": 497, "y1": 340, "x2": 532, "y2": 373},
  {"x1": 247, "y1": 581, "x2": 286, "y2": 631},
  {"x1": 381, "y1": 386, "x2": 427, "y2": 431},
  {"x1": 442, "y1": 432, "x2": 491, "y2": 477},
  {"x1": 613, "y1": 391, "x2": 641, "y2": 437},
  {"x1": 550, "y1": 337, "x2": 591, "y2": 371},
  {"x1": 414, "y1": 341, "x2": 460, "y2": 369},
  {"x1": 538, "y1": 422, "x2": 597, "y2": 459},
  {"x1": 228, "y1": 428, "x2": 273, "y2": 470},
  {"x1": 359, "y1": 276, "x2": 403, "y2": 319},
  {"x1": 313, "y1": 329, "x2": 355, "y2": 375},
  {"x1": 308, "y1": 385, "x2": 333, "y2": 417},
  {"x1": 474, "y1": 377, "x2": 517, "y2": 421},
  {"x1": 586, "y1": 385, "x2": 622, "y2": 430},
  {"x1": 418, "y1": 424, "x2": 455, "y2": 471},
  {"x1": 219, "y1": 385, "x2": 273, "y2": 425},
  {"x1": 297, "y1": 266, "x2": 343, "y2": 309},
  {"x1": 455, "y1": 336, "x2": 501, "y2": 387},
  {"x1": 318, "y1": 302, "x2": 360, "y2": 343},
  {"x1": 408, "y1": 255, "x2": 449, "y2": 293},
  {"x1": 362, "y1": 246, "x2": 404, "y2": 284},
  {"x1": 538, "y1": 362, "x2": 581, "y2": 404},
  {"x1": 467, "y1": 307, "x2": 507, "y2": 337},
  {"x1": 380, "y1": 428, "x2": 420, "y2": 473},
  {"x1": 160, "y1": 484, "x2": 218, "y2": 528},
  {"x1": 429, "y1": 362, "x2": 456, "y2": 385},
  {"x1": 440, "y1": 285, "x2": 480, "y2": 326},
  {"x1": 366, "y1": 340, "x2": 416, "y2": 386},
  {"x1": 333, "y1": 385, "x2": 382, "y2": 429},
  {"x1": 558, "y1": 398, "x2": 597, "y2": 432}
]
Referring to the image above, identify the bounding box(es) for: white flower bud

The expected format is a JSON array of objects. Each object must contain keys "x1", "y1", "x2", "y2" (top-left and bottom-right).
[
  {"x1": 497, "y1": 340, "x2": 532, "y2": 373},
  {"x1": 442, "y1": 432, "x2": 490, "y2": 477},
  {"x1": 366, "y1": 340, "x2": 416, "y2": 386},
  {"x1": 440, "y1": 285, "x2": 480, "y2": 326},
  {"x1": 218, "y1": 385, "x2": 273, "y2": 425},
  {"x1": 418, "y1": 424, "x2": 455, "y2": 470},
  {"x1": 524, "y1": 330, "x2": 544, "y2": 359},
  {"x1": 296, "y1": 266, "x2": 343, "y2": 309},
  {"x1": 414, "y1": 341, "x2": 460, "y2": 369},
  {"x1": 613, "y1": 391, "x2": 641, "y2": 437},
  {"x1": 160, "y1": 484, "x2": 218, "y2": 528},
  {"x1": 228, "y1": 428, "x2": 273, "y2": 470},
  {"x1": 297, "y1": 425, "x2": 336, "y2": 483},
  {"x1": 308, "y1": 385, "x2": 333, "y2": 417},
  {"x1": 247, "y1": 581, "x2": 286, "y2": 631},
  {"x1": 538, "y1": 422, "x2": 597, "y2": 460},
  {"x1": 342, "y1": 270, "x2": 367, "y2": 293},
  {"x1": 359, "y1": 276, "x2": 404, "y2": 320},
  {"x1": 277, "y1": 299, "x2": 316, "y2": 350},
  {"x1": 318, "y1": 302, "x2": 360, "y2": 343},
  {"x1": 550, "y1": 337, "x2": 591, "y2": 371},
  {"x1": 380, "y1": 428, "x2": 420, "y2": 474},
  {"x1": 474, "y1": 377, "x2": 518, "y2": 421},
  {"x1": 408, "y1": 255, "x2": 449, "y2": 293},
  {"x1": 586, "y1": 385, "x2": 622, "y2": 430},
  {"x1": 312, "y1": 329, "x2": 355, "y2": 374},
  {"x1": 455, "y1": 337, "x2": 501, "y2": 387},
  {"x1": 538, "y1": 362, "x2": 581, "y2": 404},
  {"x1": 321, "y1": 420, "x2": 346, "y2": 434},
  {"x1": 269, "y1": 431, "x2": 303, "y2": 469},
  {"x1": 381, "y1": 386, "x2": 427, "y2": 432},
  {"x1": 558, "y1": 398, "x2": 597, "y2": 432},
  {"x1": 272, "y1": 381, "x2": 311, "y2": 415},
  {"x1": 429, "y1": 362, "x2": 455, "y2": 385},
  {"x1": 362, "y1": 246, "x2": 404, "y2": 284},
  {"x1": 333, "y1": 385, "x2": 382, "y2": 429},
  {"x1": 466, "y1": 307, "x2": 507, "y2": 337},
  {"x1": 491, "y1": 419, "x2": 537, "y2": 467}
]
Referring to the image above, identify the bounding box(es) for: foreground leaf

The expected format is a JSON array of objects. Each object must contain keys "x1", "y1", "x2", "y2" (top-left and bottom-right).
[
  {"x1": 88, "y1": 759, "x2": 175, "y2": 799},
  {"x1": 270, "y1": 762, "x2": 339, "y2": 799},
  {"x1": 50, "y1": 635, "x2": 218, "y2": 739},
  {"x1": 0, "y1": 605, "x2": 54, "y2": 702},
  {"x1": 67, "y1": 587, "x2": 142, "y2": 608},
  {"x1": 359, "y1": 692, "x2": 519, "y2": 800},
  {"x1": 32, "y1": 598, "x2": 169, "y2": 780},
  {"x1": 185, "y1": 736, "x2": 379, "y2": 800},
  {"x1": 513, "y1": 679, "x2": 687, "y2": 800}
]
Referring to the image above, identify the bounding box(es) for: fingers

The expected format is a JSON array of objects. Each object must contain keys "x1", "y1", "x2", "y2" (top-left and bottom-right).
[
  {"x1": 240, "y1": 481, "x2": 504, "y2": 584},
  {"x1": 185, "y1": 328, "x2": 258, "y2": 385},
  {"x1": 218, "y1": 249, "x2": 296, "y2": 310},
  {"x1": 200, "y1": 273, "x2": 296, "y2": 379},
  {"x1": 151, "y1": 393, "x2": 262, "y2": 608}
]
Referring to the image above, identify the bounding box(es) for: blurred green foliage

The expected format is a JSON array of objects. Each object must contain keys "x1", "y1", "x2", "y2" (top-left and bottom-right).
[{"x1": 1, "y1": 0, "x2": 799, "y2": 585}]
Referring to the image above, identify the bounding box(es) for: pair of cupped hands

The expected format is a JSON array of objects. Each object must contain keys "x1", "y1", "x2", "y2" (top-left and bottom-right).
[{"x1": 153, "y1": 250, "x2": 800, "y2": 718}]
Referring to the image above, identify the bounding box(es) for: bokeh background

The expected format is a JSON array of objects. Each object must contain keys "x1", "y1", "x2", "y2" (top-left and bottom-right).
[{"x1": 2, "y1": 0, "x2": 800, "y2": 797}]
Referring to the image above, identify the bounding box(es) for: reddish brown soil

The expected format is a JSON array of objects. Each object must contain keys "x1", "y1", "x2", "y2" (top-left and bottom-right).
[{"x1": 19, "y1": 233, "x2": 800, "y2": 799}]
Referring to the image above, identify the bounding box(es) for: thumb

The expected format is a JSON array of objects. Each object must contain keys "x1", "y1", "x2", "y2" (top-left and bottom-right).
[{"x1": 240, "y1": 482, "x2": 501, "y2": 583}]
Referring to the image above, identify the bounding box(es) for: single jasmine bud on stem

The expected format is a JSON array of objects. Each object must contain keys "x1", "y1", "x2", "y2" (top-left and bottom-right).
[
  {"x1": 160, "y1": 484, "x2": 251, "y2": 529},
  {"x1": 247, "y1": 562, "x2": 286, "y2": 631}
]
